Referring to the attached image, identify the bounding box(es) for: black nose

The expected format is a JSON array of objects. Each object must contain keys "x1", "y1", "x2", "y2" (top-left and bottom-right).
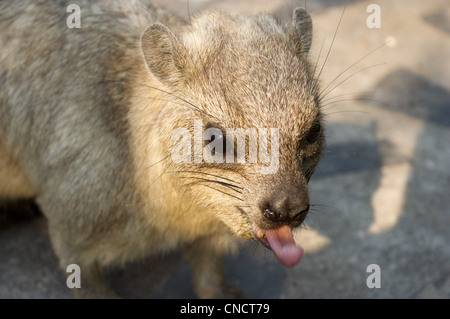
[{"x1": 263, "y1": 203, "x2": 310, "y2": 223}]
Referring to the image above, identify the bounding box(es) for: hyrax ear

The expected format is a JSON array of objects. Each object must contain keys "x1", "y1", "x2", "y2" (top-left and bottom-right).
[
  {"x1": 291, "y1": 7, "x2": 313, "y2": 55},
  {"x1": 140, "y1": 24, "x2": 187, "y2": 87}
]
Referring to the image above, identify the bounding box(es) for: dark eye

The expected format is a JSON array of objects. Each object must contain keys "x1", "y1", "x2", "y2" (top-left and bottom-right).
[
  {"x1": 305, "y1": 121, "x2": 322, "y2": 144},
  {"x1": 204, "y1": 126, "x2": 234, "y2": 158},
  {"x1": 206, "y1": 127, "x2": 226, "y2": 155}
]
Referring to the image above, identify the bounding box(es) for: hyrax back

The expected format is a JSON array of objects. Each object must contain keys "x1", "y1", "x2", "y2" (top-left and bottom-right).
[{"x1": 0, "y1": 1, "x2": 324, "y2": 298}]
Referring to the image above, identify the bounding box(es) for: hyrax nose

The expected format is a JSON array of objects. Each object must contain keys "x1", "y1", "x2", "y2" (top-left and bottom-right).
[{"x1": 262, "y1": 196, "x2": 310, "y2": 224}]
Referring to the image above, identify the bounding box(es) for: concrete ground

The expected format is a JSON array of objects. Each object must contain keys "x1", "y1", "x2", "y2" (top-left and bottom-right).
[{"x1": 1, "y1": 0, "x2": 449, "y2": 299}]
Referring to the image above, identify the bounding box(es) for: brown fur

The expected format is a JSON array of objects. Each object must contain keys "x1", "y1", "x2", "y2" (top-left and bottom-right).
[
  {"x1": 0, "y1": 138, "x2": 35, "y2": 198},
  {"x1": 0, "y1": 0, "x2": 324, "y2": 298}
]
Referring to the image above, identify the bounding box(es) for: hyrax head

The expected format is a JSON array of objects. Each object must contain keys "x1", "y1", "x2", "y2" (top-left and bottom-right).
[{"x1": 141, "y1": 8, "x2": 324, "y2": 266}]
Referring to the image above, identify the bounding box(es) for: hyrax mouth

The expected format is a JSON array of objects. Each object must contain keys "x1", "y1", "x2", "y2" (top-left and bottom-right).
[
  {"x1": 252, "y1": 224, "x2": 270, "y2": 249},
  {"x1": 251, "y1": 224, "x2": 303, "y2": 267}
]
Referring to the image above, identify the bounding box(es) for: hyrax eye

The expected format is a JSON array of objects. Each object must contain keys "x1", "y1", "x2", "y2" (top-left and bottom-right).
[
  {"x1": 305, "y1": 121, "x2": 322, "y2": 144},
  {"x1": 204, "y1": 126, "x2": 234, "y2": 156}
]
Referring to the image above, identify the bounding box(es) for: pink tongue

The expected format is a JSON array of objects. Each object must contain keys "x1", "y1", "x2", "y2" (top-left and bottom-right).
[{"x1": 265, "y1": 226, "x2": 304, "y2": 267}]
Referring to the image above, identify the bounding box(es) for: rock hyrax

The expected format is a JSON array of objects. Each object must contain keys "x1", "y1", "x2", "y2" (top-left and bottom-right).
[{"x1": 0, "y1": 0, "x2": 324, "y2": 298}]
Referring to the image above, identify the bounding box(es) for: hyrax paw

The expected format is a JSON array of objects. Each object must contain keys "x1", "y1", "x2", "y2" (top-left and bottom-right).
[
  {"x1": 210, "y1": 282, "x2": 247, "y2": 299},
  {"x1": 222, "y1": 282, "x2": 247, "y2": 299}
]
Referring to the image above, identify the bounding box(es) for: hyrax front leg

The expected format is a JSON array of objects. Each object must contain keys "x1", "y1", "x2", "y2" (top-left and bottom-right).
[
  {"x1": 185, "y1": 238, "x2": 246, "y2": 299},
  {"x1": 70, "y1": 261, "x2": 119, "y2": 299},
  {"x1": 48, "y1": 224, "x2": 118, "y2": 298}
]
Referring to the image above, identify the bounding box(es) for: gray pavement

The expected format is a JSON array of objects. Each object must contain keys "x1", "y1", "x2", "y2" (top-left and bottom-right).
[{"x1": 0, "y1": 0, "x2": 449, "y2": 298}]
